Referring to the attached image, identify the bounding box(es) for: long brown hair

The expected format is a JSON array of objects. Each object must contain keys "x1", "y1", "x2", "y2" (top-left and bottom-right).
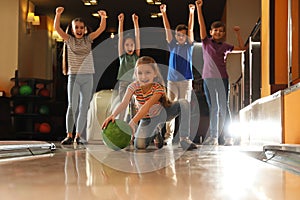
[{"x1": 134, "y1": 56, "x2": 172, "y2": 107}]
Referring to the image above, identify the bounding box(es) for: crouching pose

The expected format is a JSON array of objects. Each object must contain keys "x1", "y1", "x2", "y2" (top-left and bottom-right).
[{"x1": 101, "y1": 56, "x2": 197, "y2": 151}]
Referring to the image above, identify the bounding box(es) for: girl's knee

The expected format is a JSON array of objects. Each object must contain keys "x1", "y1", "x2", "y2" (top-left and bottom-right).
[
  {"x1": 134, "y1": 138, "x2": 148, "y2": 149},
  {"x1": 134, "y1": 143, "x2": 147, "y2": 150}
]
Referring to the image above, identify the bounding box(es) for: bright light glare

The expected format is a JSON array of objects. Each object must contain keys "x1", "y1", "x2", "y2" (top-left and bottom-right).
[
  {"x1": 221, "y1": 152, "x2": 271, "y2": 200},
  {"x1": 228, "y1": 121, "x2": 244, "y2": 137}
]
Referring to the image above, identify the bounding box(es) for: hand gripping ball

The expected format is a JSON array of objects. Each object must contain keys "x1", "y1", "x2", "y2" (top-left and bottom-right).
[{"x1": 102, "y1": 119, "x2": 132, "y2": 150}]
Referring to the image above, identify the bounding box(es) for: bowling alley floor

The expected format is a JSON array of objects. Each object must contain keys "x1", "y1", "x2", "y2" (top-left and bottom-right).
[{"x1": 0, "y1": 141, "x2": 300, "y2": 200}]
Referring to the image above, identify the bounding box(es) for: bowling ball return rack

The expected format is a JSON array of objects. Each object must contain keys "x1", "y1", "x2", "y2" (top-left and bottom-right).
[
  {"x1": 263, "y1": 144, "x2": 300, "y2": 175},
  {"x1": 0, "y1": 141, "x2": 56, "y2": 160}
]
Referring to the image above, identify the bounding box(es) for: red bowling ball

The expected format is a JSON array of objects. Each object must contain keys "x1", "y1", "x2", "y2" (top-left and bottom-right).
[
  {"x1": 39, "y1": 122, "x2": 51, "y2": 133},
  {"x1": 38, "y1": 88, "x2": 50, "y2": 97},
  {"x1": 14, "y1": 105, "x2": 26, "y2": 114}
]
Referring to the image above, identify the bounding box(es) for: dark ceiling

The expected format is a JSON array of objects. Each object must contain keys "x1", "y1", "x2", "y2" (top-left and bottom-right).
[{"x1": 31, "y1": 0, "x2": 226, "y2": 38}]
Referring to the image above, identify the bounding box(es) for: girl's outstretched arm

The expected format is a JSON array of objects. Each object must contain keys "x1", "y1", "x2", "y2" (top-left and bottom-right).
[
  {"x1": 129, "y1": 93, "x2": 162, "y2": 125},
  {"x1": 118, "y1": 13, "x2": 124, "y2": 57},
  {"x1": 90, "y1": 10, "x2": 107, "y2": 40},
  {"x1": 54, "y1": 7, "x2": 69, "y2": 41},
  {"x1": 132, "y1": 13, "x2": 141, "y2": 56},
  {"x1": 101, "y1": 88, "x2": 133, "y2": 129},
  {"x1": 128, "y1": 93, "x2": 162, "y2": 134}
]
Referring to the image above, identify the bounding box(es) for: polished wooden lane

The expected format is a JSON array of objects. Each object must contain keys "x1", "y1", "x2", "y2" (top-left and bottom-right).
[{"x1": 0, "y1": 142, "x2": 299, "y2": 200}]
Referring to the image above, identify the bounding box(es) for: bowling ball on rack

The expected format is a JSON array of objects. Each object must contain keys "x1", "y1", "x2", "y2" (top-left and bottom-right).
[
  {"x1": 19, "y1": 85, "x2": 32, "y2": 96},
  {"x1": 10, "y1": 85, "x2": 19, "y2": 96},
  {"x1": 39, "y1": 105, "x2": 50, "y2": 115},
  {"x1": 102, "y1": 119, "x2": 132, "y2": 150},
  {"x1": 38, "y1": 88, "x2": 50, "y2": 97},
  {"x1": 14, "y1": 105, "x2": 26, "y2": 114},
  {"x1": 39, "y1": 122, "x2": 51, "y2": 133}
]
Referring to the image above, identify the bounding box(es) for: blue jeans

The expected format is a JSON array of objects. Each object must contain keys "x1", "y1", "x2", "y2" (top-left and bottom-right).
[
  {"x1": 165, "y1": 80, "x2": 193, "y2": 139},
  {"x1": 66, "y1": 74, "x2": 93, "y2": 134},
  {"x1": 134, "y1": 99, "x2": 190, "y2": 149},
  {"x1": 203, "y1": 78, "x2": 231, "y2": 139}
]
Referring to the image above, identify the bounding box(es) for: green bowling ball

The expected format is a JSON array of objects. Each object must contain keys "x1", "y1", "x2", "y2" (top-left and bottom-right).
[
  {"x1": 19, "y1": 85, "x2": 32, "y2": 96},
  {"x1": 39, "y1": 105, "x2": 50, "y2": 115},
  {"x1": 102, "y1": 119, "x2": 132, "y2": 150}
]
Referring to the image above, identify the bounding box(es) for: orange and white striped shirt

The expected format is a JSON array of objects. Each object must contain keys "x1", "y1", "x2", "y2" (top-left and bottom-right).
[{"x1": 128, "y1": 81, "x2": 165, "y2": 118}]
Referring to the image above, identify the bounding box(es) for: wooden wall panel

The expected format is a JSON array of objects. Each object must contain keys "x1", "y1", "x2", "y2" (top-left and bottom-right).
[
  {"x1": 261, "y1": 0, "x2": 271, "y2": 97},
  {"x1": 274, "y1": 0, "x2": 288, "y2": 84},
  {"x1": 291, "y1": 0, "x2": 300, "y2": 83},
  {"x1": 283, "y1": 86, "x2": 300, "y2": 144}
]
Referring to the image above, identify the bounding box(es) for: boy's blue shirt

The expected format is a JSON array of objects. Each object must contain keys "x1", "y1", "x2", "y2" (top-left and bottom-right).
[{"x1": 167, "y1": 39, "x2": 194, "y2": 81}]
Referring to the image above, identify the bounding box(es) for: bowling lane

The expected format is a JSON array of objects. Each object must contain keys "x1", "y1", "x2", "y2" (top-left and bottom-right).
[{"x1": 0, "y1": 143, "x2": 300, "y2": 200}]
